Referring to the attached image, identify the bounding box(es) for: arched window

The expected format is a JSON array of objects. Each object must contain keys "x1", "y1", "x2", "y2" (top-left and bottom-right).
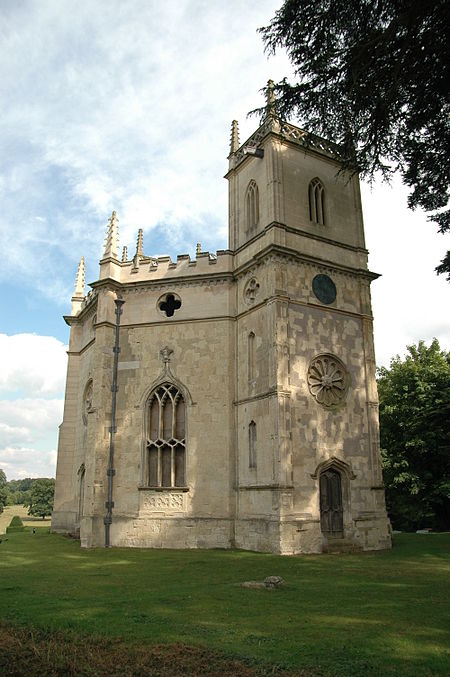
[
  {"x1": 146, "y1": 383, "x2": 186, "y2": 487},
  {"x1": 248, "y1": 332, "x2": 255, "y2": 383},
  {"x1": 246, "y1": 180, "x2": 259, "y2": 232},
  {"x1": 308, "y1": 178, "x2": 325, "y2": 225},
  {"x1": 249, "y1": 421, "x2": 257, "y2": 469}
]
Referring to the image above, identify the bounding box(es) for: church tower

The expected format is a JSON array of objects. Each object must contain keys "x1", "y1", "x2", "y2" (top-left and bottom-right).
[
  {"x1": 52, "y1": 83, "x2": 391, "y2": 554},
  {"x1": 227, "y1": 82, "x2": 390, "y2": 553}
]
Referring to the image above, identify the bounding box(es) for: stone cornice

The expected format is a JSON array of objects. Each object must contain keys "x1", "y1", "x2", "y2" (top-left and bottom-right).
[
  {"x1": 235, "y1": 221, "x2": 369, "y2": 257},
  {"x1": 234, "y1": 241, "x2": 379, "y2": 282}
]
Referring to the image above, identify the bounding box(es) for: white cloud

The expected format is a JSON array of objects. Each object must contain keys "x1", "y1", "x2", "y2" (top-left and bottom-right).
[
  {"x1": 0, "y1": 446, "x2": 57, "y2": 480},
  {"x1": 0, "y1": 399, "x2": 63, "y2": 447},
  {"x1": 0, "y1": 334, "x2": 65, "y2": 478},
  {"x1": 0, "y1": 0, "x2": 293, "y2": 302},
  {"x1": 0, "y1": 334, "x2": 67, "y2": 396},
  {"x1": 361, "y1": 178, "x2": 450, "y2": 367}
]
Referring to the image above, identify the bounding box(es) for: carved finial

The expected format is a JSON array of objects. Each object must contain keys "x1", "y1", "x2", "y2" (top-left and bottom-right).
[
  {"x1": 121, "y1": 246, "x2": 128, "y2": 262},
  {"x1": 265, "y1": 79, "x2": 276, "y2": 116},
  {"x1": 160, "y1": 346, "x2": 173, "y2": 369},
  {"x1": 230, "y1": 120, "x2": 240, "y2": 153},
  {"x1": 103, "y1": 210, "x2": 119, "y2": 259},
  {"x1": 73, "y1": 256, "x2": 85, "y2": 298},
  {"x1": 196, "y1": 243, "x2": 201, "y2": 257},
  {"x1": 136, "y1": 228, "x2": 144, "y2": 258}
]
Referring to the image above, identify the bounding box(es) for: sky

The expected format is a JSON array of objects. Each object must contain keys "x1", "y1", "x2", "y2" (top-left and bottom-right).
[{"x1": 0, "y1": 0, "x2": 448, "y2": 480}]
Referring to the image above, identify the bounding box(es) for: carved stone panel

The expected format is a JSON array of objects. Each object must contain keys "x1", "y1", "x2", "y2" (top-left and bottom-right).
[
  {"x1": 244, "y1": 277, "x2": 260, "y2": 305},
  {"x1": 141, "y1": 492, "x2": 185, "y2": 512}
]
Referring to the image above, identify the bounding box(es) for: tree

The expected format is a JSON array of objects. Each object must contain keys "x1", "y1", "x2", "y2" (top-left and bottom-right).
[
  {"x1": 377, "y1": 339, "x2": 450, "y2": 531},
  {"x1": 0, "y1": 469, "x2": 7, "y2": 514},
  {"x1": 259, "y1": 1, "x2": 450, "y2": 278},
  {"x1": 6, "y1": 478, "x2": 33, "y2": 506},
  {"x1": 25, "y1": 478, "x2": 55, "y2": 519}
]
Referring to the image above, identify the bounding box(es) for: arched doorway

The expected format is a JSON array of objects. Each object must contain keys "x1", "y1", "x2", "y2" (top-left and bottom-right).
[{"x1": 320, "y1": 468, "x2": 343, "y2": 536}]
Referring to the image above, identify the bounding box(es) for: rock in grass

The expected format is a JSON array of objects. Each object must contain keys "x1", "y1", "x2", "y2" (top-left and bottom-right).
[
  {"x1": 241, "y1": 581, "x2": 266, "y2": 589},
  {"x1": 264, "y1": 576, "x2": 284, "y2": 589},
  {"x1": 241, "y1": 576, "x2": 284, "y2": 590}
]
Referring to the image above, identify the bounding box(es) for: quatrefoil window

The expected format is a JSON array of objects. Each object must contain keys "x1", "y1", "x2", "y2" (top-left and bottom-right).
[{"x1": 158, "y1": 293, "x2": 181, "y2": 317}]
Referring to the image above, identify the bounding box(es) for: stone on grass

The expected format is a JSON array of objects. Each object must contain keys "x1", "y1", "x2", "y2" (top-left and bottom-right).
[{"x1": 264, "y1": 576, "x2": 284, "y2": 589}]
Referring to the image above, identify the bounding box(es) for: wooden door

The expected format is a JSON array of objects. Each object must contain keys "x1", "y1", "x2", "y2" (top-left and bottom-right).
[{"x1": 320, "y1": 468, "x2": 343, "y2": 535}]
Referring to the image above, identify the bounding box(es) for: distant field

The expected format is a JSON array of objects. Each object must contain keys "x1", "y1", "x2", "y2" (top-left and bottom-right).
[
  {"x1": 0, "y1": 531, "x2": 449, "y2": 675},
  {"x1": 0, "y1": 504, "x2": 51, "y2": 534}
]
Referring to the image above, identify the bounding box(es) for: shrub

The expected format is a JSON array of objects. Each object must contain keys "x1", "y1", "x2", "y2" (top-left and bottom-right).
[{"x1": 6, "y1": 515, "x2": 26, "y2": 533}]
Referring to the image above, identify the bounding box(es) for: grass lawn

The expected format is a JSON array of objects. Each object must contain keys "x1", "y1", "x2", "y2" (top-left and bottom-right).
[
  {"x1": 0, "y1": 504, "x2": 51, "y2": 534},
  {"x1": 0, "y1": 529, "x2": 449, "y2": 675}
]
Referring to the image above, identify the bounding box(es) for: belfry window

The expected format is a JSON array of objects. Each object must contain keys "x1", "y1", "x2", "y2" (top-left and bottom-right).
[
  {"x1": 146, "y1": 383, "x2": 186, "y2": 487},
  {"x1": 309, "y1": 178, "x2": 325, "y2": 225},
  {"x1": 246, "y1": 180, "x2": 259, "y2": 231}
]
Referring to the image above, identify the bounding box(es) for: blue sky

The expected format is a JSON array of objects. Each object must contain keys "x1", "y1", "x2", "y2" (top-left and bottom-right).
[{"x1": 0, "y1": 0, "x2": 448, "y2": 479}]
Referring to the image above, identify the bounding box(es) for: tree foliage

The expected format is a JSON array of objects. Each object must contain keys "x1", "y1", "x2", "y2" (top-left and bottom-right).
[
  {"x1": 377, "y1": 339, "x2": 450, "y2": 531},
  {"x1": 25, "y1": 478, "x2": 55, "y2": 519},
  {"x1": 0, "y1": 469, "x2": 7, "y2": 514},
  {"x1": 6, "y1": 477, "x2": 33, "y2": 506},
  {"x1": 260, "y1": 0, "x2": 450, "y2": 277}
]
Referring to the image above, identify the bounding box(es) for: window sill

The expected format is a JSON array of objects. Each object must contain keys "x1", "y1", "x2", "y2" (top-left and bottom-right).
[{"x1": 138, "y1": 486, "x2": 189, "y2": 492}]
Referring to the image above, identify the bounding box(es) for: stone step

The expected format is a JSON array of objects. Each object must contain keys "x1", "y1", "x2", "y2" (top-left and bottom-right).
[{"x1": 323, "y1": 538, "x2": 362, "y2": 554}]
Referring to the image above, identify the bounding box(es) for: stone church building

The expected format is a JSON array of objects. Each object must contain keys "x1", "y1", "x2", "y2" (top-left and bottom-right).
[{"x1": 52, "y1": 85, "x2": 391, "y2": 554}]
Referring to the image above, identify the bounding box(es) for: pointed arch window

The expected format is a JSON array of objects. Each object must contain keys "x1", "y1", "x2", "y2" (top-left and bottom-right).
[
  {"x1": 246, "y1": 180, "x2": 259, "y2": 231},
  {"x1": 249, "y1": 420, "x2": 257, "y2": 469},
  {"x1": 146, "y1": 383, "x2": 186, "y2": 487},
  {"x1": 309, "y1": 178, "x2": 325, "y2": 225}
]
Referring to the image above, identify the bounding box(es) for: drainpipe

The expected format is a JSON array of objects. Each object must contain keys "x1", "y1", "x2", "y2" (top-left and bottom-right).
[{"x1": 104, "y1": 295, "x2": 125, "y2": 548}]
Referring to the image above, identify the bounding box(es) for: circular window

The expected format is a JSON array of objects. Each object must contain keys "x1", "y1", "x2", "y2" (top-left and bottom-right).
[
  {"x1": 307, "y1": 354, "x2": 348, "y2": 407},
  {"x1": 312, "y1": 274, "x2": 336, "y2": 304}
]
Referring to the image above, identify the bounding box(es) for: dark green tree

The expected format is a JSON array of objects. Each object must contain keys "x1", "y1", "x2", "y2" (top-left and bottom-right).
[
  {"x1": 25, "y1": 478, "x2": 55, "y2": 519},
  {"x1": 377, "y1": 340, "x2": 450, "y2": 530},
  {"x1": 0, "y1": 469, "x2": 7, "y2": 514},
  {"x1": 7, "y1": 478, "x2": 33, "y2": 506},
  {"x1": 259, "y1": 0, "x2": 450, "y2": 278}
]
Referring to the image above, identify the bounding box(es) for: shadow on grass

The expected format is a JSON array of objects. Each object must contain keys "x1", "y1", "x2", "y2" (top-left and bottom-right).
[{"x1": 0, "y1": 532, "x2": 449, "y2": 675}]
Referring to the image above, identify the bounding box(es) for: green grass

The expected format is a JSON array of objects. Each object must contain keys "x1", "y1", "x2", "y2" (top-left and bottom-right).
[
  {"x1": 0, "y1": 531, "x2": 449, "y2": 675},
  {"x1": 0, "y1": 504, "x2": 51, "y2": 534}
]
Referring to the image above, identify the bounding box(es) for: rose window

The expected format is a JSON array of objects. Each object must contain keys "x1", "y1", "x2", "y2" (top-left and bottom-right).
[{"x1": 307, "y1": 354, "x2": 348, "y2": 407}]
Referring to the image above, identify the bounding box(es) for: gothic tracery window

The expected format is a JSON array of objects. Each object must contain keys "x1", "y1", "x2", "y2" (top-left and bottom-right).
[
  {"x1": 146, "y1": 383, "x2": 186, "y2": 487},
  {"x1": 246, "y1": 180, "x2": 259, "y2": 232},
  {"x1": 309, "y1": 178, "x2": 325, "y2": 225}
]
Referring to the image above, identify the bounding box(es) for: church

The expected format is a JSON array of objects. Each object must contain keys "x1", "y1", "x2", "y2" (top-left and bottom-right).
[{"x1": 51, "y1": 84, "x2": 392, "y2": 554}]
